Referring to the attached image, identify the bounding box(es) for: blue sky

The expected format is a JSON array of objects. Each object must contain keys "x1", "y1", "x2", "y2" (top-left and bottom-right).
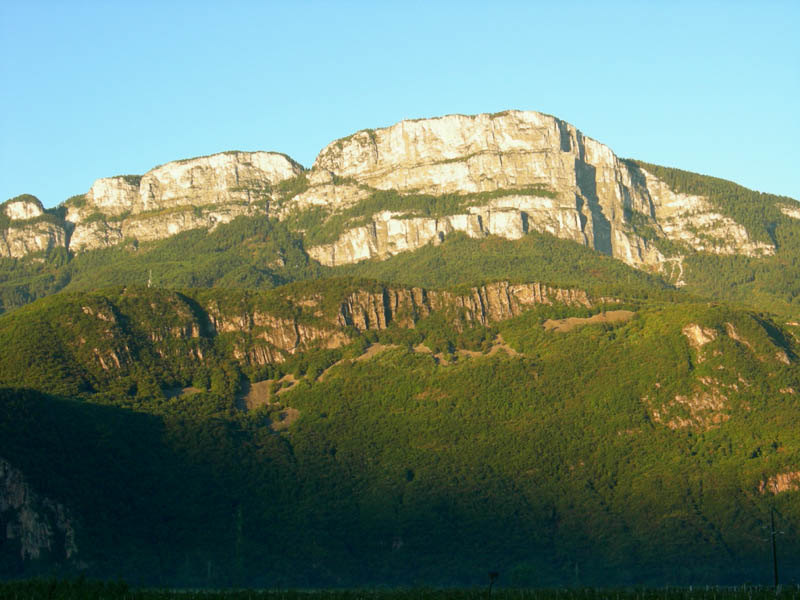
[{"x1": 1, "y1": 0, "x2": 798, "y2": 207}]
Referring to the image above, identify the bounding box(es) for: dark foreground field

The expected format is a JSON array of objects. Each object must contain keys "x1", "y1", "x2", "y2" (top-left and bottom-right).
[{"x1": 1, "y1": 581, "x2": 799, "y2": 600}]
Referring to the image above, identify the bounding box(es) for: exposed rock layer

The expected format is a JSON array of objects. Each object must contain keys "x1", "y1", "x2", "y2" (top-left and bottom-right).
[
  {"x1": 204, "y1": 281, "x2": 597, "y2": 366},
  {"x1": 1, "y1": 220, "x2": 68, "y2": 258},
  {"x1": 65, "y1": 152, "x2": 302, "y2": 252},
  {"x1": 1, "y1": 457, "x2": 78, "y2": 561},
  {"x1": 307, "y1": 112, "x2": 773, "y2": 269},
  {"x1": 1, "y1": 112, "x2": 781, "y2": 272},
  {"x1": 61, "y1": 280, "x2": 601, "y2": 377}
]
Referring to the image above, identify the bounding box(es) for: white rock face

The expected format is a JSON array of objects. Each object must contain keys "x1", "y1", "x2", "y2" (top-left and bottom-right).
[
  {"x1": 0, "y1": 195, "x2": 68, "y2": 258},
  {"x1": 643, "y1": 171, "x2": 774, "y2": 257},
  {"x1": 315, "y1": 112, "x2": 590, "y2": 194},
  {"x1": 276, "y1": 182, "x2": 371, "y2": 218},
  {"x1": 3, "y1": 196, "x2": 44, "y2": 220},
  {"x1": 139, "y1": 151, "x2": 301, "y2": 212},
  {"x1": 307, "y1": 193, "x2": 592, "y2": 267},
  {"x1": 66, "y1": 151, "x2": 303, "y2": 251},
  {"x1": 70, "y1": 203, "x2": 262, "y2": 252},
  {"x1": 1, "y1": 457, "x2": 77, "y2": 561},
  {"x1": 304, "y1": 111, "x2": 775, "y2": 269},
  {"x1": 77, "y1": 177, "x2": 140, "y2": 219},
  {"x1": 780, "y1": 204, "x2": 800, "y2": 220},
  {"x1": 0, "y1": 221, "x2": 68, "y2": 258},
  {"x1": 4, "y1": 110, "x2": 787, "y2": 270}
]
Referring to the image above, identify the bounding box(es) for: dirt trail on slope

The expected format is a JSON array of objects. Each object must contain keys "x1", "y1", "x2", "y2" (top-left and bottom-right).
[
  {"x1": 543, "y1": 310, "x2": 635, "y2": 333},
  {"x1": 487, "y1": 334, "x2": 519, "y2": 356},
  {"x1": 317, "y1": 344, "x2": 400, "y2": 381}
]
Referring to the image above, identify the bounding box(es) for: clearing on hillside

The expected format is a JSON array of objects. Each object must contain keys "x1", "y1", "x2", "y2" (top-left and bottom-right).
[{"x1": 543, "y1": 310, "x2": 635, "y2": 333}]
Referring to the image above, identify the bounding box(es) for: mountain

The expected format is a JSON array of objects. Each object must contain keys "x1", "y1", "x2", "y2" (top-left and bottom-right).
[
  {"x1": 1, "y1": 111, "x2": 800, "y2": 586},
  {"x1": 2, "y1": 110, "x2": 799, "y2": 316}
]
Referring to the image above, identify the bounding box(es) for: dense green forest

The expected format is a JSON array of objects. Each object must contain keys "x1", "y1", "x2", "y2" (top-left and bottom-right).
[{"x1": 1, "y1": 285, "x2": 799, "y2": 586}]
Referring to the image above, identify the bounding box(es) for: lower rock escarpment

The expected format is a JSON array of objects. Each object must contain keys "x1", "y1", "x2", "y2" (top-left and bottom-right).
[
  {"x1": 0, "y1": 458, "x2": 78, "y2": 562},
  {"x1": 68, "y1": 281, "x2": 604, "y2": 373},
  {"x1": 759, "y1": 471, "x2": 800, "y2": 494},
  {"x1": 203, "y1": 281, "x2": 599, "y2": 366}
]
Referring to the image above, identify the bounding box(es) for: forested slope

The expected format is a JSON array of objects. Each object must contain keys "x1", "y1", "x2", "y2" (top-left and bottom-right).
[{"x1": 1, "y1": 285, "x2": 799, "y2": 586}]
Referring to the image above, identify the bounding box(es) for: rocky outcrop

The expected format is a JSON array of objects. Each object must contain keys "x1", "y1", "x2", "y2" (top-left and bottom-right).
[
  {"x1": 759, "y1": 471, "x2": 800, "y2": 494},
  {"x1": 1, "y1": 457, "x2": 78, "y2": 561},
  {"x1": 0, "y1": 220, "x2": 68, "y2": 258},
  {"x1": 682, "y1": 323, "x2": 717, "y2": 349},
  {"x1": 2, "y1": 195, "x2": 45, "y2": 220},
  {"x1": 201, "y1": 281, "x2": 598, "y2": 366},
  {"x1": 336, "y1": 281, "x2": 592, "y2": 330},
  {"x1": 65, "y1": 151, "x2": 303, "y2": 251},
  {"x1": 276, "y1": 171, "x2": 372, "y2": 217},
  {"x1": 1, "y1": 195, "x2": 70, "y2": 258},
  {"x1": 307, "y1": 195, "x2": 590, "y2": 266},
  {"x1": 304, "y1": 112, "x2": 656, "y2": 267},
  {"x1": 304, "y1": 111, "x2": 774, "y2": 270},
  {"x1": 69, "y1": 202, "x2": 262, "y2": 252},
  {"x1": 69, "y1": 151, "x2": 301, "y2": 219},
  {"x1": 642, "y1": 170, "x2": 774, "y2": 257},
  {"x1": 780, "y1": 204, "x2": 800, "y2": 220},
  {"x1": 5, "y1": 111, "x2": 785, "y2": 271}
]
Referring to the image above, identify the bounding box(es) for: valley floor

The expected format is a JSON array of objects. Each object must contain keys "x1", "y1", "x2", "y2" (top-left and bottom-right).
[{"x1": 2, "y1": 581, "x2": 799, "y2": 600}]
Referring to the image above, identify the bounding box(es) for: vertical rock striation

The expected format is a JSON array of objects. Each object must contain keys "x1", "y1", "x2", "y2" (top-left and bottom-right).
[
  {"x1": 305, "y1": 111, "x2": 774, "y2": 270},
  {"x1": 2, "y1": 111, "x2": 780, "y2": 272},
  {"x1": 1, "y1": 458, "x2": 78, "y2": 561}
]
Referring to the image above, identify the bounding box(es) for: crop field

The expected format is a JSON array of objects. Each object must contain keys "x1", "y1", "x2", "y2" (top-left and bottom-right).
[{"x1": 1, "y1": 581, "x2": 799, "y2": 600}]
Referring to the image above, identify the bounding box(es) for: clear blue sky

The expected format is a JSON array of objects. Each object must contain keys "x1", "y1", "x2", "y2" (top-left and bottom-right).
[{"x1": 2, "y1": 0, "x2": 798, "y2": 208}]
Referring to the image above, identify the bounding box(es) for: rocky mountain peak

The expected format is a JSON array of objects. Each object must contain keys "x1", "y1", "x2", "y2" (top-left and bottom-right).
[
  {"x1": 303, "y1": 111, "x2": 773, "y2": 274},
  {"x1": 312, "y1": 110, "x2": 589, "y2": 195},
  {"x1": 72, "y1": 150, "x2": 302, "y2": 220},
  {"x1": 63, "y1": 151, "x2": 304, "y2": 252},
  {"x1": 0, "y1": 113, "x2": 782, "y2": 277},
  {"x1": 2, "y1": 195, "x2": 44, "y2": 221}
]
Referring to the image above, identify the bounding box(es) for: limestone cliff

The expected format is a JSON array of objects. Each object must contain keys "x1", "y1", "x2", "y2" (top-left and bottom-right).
[
  {"x1": 69, "y1": 202, "x2": 263, "y2": 252},
  {"x1": 3, "y1": 111, "x2": 782, "y2": 276},
  {"x1": 3, "y1": 196, "x2": 45, "y2": 221},
  {"x1": 0, "y1": 220, "x2": 68, "y2": 258},
  {"x1": 303, "y1": 111, "x2": 774, "y2": 272},
  {"x1": 65, "y1": 151, "x2": 303, "y2": 251},
  {"x1": 63, "y1": 281, "x2": 605, "y2": 373},
  {"x1": 204, "y1": 281, "x2": 600, "y2": 366},
  {"x1": 0, "y1": 195, "x2": 69, "y2": 259},
  {"x1": 307, "y1": 198, "x2": 588, "y2": 267}
]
